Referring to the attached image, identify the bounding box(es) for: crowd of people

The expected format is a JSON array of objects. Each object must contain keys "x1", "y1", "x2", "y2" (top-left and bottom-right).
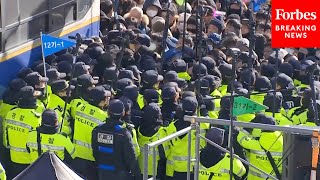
[{"x1": 0, "y1": 0, "x2": 320, "y2": 179}]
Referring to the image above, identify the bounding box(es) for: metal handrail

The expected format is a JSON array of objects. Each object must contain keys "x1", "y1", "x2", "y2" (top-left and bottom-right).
[
  {"x1": 143, "y1": 126, "x2": 193, "y2": 180},
  {"x1": 185, "y1": 116, "x2": 320, "y2": 135}
]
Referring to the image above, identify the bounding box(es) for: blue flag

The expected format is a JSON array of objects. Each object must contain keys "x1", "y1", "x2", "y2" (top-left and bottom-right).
[{"x1": 41, "y1": 34, "x2": 76, "y2": 57}]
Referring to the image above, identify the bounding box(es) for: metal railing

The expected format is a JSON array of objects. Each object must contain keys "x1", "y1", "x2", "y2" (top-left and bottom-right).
[
  {"x1": 142, "y1": 116, "x2": 320, "y2": 180},
  {"x1": 143, "y1": 126, "x2": 193, "y2": 180}
]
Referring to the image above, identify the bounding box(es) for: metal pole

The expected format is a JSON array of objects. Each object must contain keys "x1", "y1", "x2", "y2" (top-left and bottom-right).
[
  {"x1": 148, "y1": 127, "x2": 192, "y2": 147},
  {"x1": 152, "y1": 147, "x2": 157, "y2": 180},
  {"x1": 181, "y1": 0, "x2": 187, "y2": 56},
  {"x1": 228, "y1": 51, "x2": 238, "y2": 180},
  {"x1": 272, "y1": 49, "x2": 279, "y2": 117},
  {"x1": 199, "y1": 135, "x2": 278, "y2": 180},
  {"x1": 40, "y1": 32, "x2": 49, "y2": 105},
  {"x1": 185, "y1": 116, "x2": 320, "y2": 135},
  {"x1": 309, "y1": 66, "x2": 319, "y2": 125},
  {"x1": 194, "y1": 123, "x2": 201, "y2": 180},
  {"x1": 187, "y1": 130, "x2": 192, "y2": 180},
  {"x1": 143, "y1": 144, "x2": 149, "y2": 180}
]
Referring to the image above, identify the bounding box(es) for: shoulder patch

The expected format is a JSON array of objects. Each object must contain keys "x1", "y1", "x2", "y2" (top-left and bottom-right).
[{"x1": 97, "y1": 133, "x2": 114, "y2": 144}]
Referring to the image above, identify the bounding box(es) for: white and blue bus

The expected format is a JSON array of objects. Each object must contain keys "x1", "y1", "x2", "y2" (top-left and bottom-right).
[{"x1": 0, "y1": 0, "x2": 100, "y2": 95}]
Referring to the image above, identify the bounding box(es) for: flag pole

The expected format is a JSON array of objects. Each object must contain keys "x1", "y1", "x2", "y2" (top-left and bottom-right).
[{"x1": 40, "y1": 32, "x2": 49, "y2": 106}]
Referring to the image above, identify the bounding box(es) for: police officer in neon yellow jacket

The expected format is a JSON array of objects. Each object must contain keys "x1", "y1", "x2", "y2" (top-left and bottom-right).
[
  {"x1": 4, "y1": 86, "x2": 42, "y2": 178},
  {"x1": 250, "y1": 76, "x2": 271, "y2": 105},
  {"x1": 26, "y1": 110, "x2": 76, "y2": 164},
  {"x1": 237, "y1": 114, "x2": 283, "y2": 180},
  {"x1": 72, "y1": 86, "x2": 111, "y2": 179},
  {"x1": 199, "y1": 127, "x2": 246, "y2": 180},
  {"x1": 166, "y1": 96, "x2": 209, "y2": 179},
  {"x1": 137, "y1": 103, "x2": 170, "y2": 179},
  {"x1": 263, "y1": 92, "x2": 293, "y2": 126}
]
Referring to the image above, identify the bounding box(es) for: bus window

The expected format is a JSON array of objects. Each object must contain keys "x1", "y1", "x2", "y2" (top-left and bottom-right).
[
  {"x1": 21, "y1": 0, "x2": 48, "y2": 20},
  {"x1": 50, "y1": 3, "x2": 76, "y2": 32},
  {"x1": 50, "y1": 0, "x2": 73, "y2": 8},
  {"x1": 28, "y1": 15, "x2": 48, "y2": 39},
  {"x1": 78, "y1": 0, "x2": 92, "y2": 19},
  {"x1": 4, "y1": 0, "x2": 19, "y2": 26}
]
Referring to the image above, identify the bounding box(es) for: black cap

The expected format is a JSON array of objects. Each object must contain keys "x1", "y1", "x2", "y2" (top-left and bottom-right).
[
  {"x1": 219, "y1": 63, "x2": 233, "y2": 78},
  {"x1": 103, "y1": 67, "x2": 118, "y2": 83},
  {"x1": 116, "y1": 78, "x2": 133, "y2": 93},
  {"x1": 140, "y1": 56, "x2": 157, "y2": 72},
  {"x1": 123, "y1": 85, "x2": 139, "y2": 100},
  {"x1": 276, "y1": 73, "x2": 294, "y2": 89},
  {"x1": 192, "y1": 63, "x2": 208, "y2": 79},
  {"x1": 88, "y1": 86, "x2": 111, "y2": 104},
  {"x1": 119, "y1": 69, "x2": 138, "y2": 81},
  {"x1": 108, "y1": 99, "x2": 125, "y2": 116},
  {"x1": 162, "y1": 87, "x2": 177, "y2": 100},
  {"x1": 9, "y1": 78, "x2": 27, "y2": 91},
  {"x1": 182, "y1": 96, "x2": 198, "y2": 115},
  {"x1": 42, "y1": 109, "x2": 59, "y2": 127},
  {"x1": 165, "y1": 71, "x2": 184, "y2": 83},
  {"x1": 19, "y1": 86, "x2": 42, "y2": 99},
  {"x1": 203, "y1": 75, "x2": 221, "y2": 91},
  {"x1": 261, "y1": 63, "x2": 276, "y2": 78},
  {"x1": 254, "y1": 76, "x2": 271, "y2": 92},
  {"x1": 74, "y1": 62, "x2": 90, "y2": 77},
  {"x1": 171, "y1": 59, "x2": 188, "y2": 72},
  {"x1": 240, "y1": 68, "x2": 256, "y2": 87},
  {"x1": 143, "y1": 89, "x2": 159, "y2": 103},
  {"x1": 131, "y1": 34, "x2": 151, "y2": 47},
  {"x1": 34, "y1": 63, "x2": 51, "y2": 77},
  {"x1": 202, "y1": 56, "x2": 216, "y2": 71},
  {"x1": 76, "y1": 54, "x2": 98, "y2": 65},
  {"x1": 119, "y1": 96, "x2": 133, "y2": 113},
  {"x1": 142, "y1": 70, "x2": 163, "y2": 85},
  {"x1": 47, "y1": 68, "x2": 67, "y2": 81},
  {"x1": 17, "y1": 67, "x2": 33, "y2": 79},
  {"x1": 57, "y1": 61, "x2": 72, "y2": 75},
  {"x1": 182, "y1": 91, "x2": 196, "y2": 99},
  {"x1": 25, "y1": 72, "x2": 49, "y2": 88},
  {"x1": 279, "y1": 63, "x2": 294, "y2": 78},
  {"x1": 85, "y1": 45, "x2": 105, "y2": 60},
  {"x1": 252, "y1": 113, "x2": 276, "y2": 125},
  {"x1": 263, "y1": 92, "x2": 282, "y2": 113},
  {"x1": 143, "y1": 103, "x2": 162, "y2": 122},
  {"x1": 205, "y1": 127, "x2": 225, "y2": 146},
  {"x1": 126, "y1": 65, "x2": 142, "y2": 74},
  {"x1": 98, "y1": 53, "x2": 115, "y2": 68},
  {"x1": 77, "y1": 74, "x2": 98, "y2": 88},
  {"x1": 56, "y1": 53, "x2": 73, "y2": 64},
  {"x1": 51, "y1": 79, "x2": 74, "y2": 93}
]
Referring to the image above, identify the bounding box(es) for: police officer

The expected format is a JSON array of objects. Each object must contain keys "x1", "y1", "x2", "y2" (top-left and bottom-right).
[
  {"x1": 237, "y1": 114, "x2": 283, "y2": 180},
  {"x1": 92, "y1": 99, "x2": 142, "y2": 180},
  {"x1": 138, "y1": 103, "x2": 170, "y2": 179},
  {"x1": 263, "y1": 93, "x2": 293, "y2": 126},
  {"x1": 24, "y1": 72, "x2": 50, "y2": 108},
  {"x1": 167, "y1": 96, "x2": 209, "y2": 180},
  {"x1": 250, "y1": 76, "x2": 271, "y2": 105},
  {"x1": 161, "y1": 87, "x2": 180, "y2": 126},
  {"x1": 122, "y1": 85, "x2": 143, "y2": 129},
  {"x1": 199, "y1": 127, "x2": 246, "y2": 180},
  {"x1": 26, "y1": 109, "x2": 76, "y2": 164},
  {"x1": 70, "y1": 74, "x2": 98, "y2": 119},
  {"x1": 4, "y1": 86, "x2": 42, "y2": 178},
  {"x1": 47, "y1": 80, "x2": 74, "y2": 135},
  {"x1": 286, "y1": 88, "x2": 315, "y2": 125},
  {"x1": 72, "y1": 86, "x2": 111, "y2": 179}
]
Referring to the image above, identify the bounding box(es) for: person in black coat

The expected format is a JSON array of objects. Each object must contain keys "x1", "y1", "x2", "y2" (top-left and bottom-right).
[{"x1": 92, "y1": 100, "x2": 142, "y2": 180}]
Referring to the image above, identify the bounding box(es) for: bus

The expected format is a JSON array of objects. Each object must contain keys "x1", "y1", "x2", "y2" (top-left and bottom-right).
[{"x1": 0, "y1": 0, "x2": 100, "y2": 96}]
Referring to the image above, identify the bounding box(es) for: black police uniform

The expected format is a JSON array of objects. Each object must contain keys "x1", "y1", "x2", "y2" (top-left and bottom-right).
[{"x1": 91, "y1": 100, "x2": 142, "y2": 180}]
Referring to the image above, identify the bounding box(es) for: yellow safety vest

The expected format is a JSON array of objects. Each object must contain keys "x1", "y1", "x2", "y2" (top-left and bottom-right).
[
  {"x1": 70, "y1": 98, "x2": 85, "y2": 120},
  {"x1": 5, "y1": 108, "x2": 41, "y2": 164},
  {"x1": 237, "y1": 114, "x2": 255, "y2": 123},
  {"x1": 177, "y1": 72, "x2": 191, "y2": 81},
  {"x1": 210, "y1": 89, "x2": 222, "y2": 112},
  {"x1": 123, "y1": 123, "x2": 140, "y2": 157},
  {"x1": 47, "y1": 94, "x2": 72, "y2": 136},
  {"x1": 36, "y1": 100, "x2": 46, "y2": 114},
  {"x1": 73, "y1": 102, "x2": 108, "y2": 161},
  {"x1": 0, "y1": 102, "x2": 16, "y2": 147},
  {"x1": 237, "y1": 131, "x2": 283, "y2": 180},
  {"x1": 137, "y1": 127, "x2": 170, "y2": 176},
  {"x1": 26, "y1": 131, "x2": 76, "y2": 162},
  {"x1": 167, "y1": 122, "x2": 209, "y2": 175},
  {"x1": 199, "y1": 153, "x2": 246, "y2": 180},
  {"x1": 218, "y1": 85, "x2": 228, "y2": 96},
  {"x1": 250, "y1": 92, "x2": 266, "y2": 106},
  {"x1": 264, "y1": 112, "x2": 293, "y2": 126},
  {"x1": 0, "y1": 162, "x2": 6, "y2": 180},
  {"x1": 208, "y1": 110, "x2": 218, "y2": 119},
  {"x1": 286, "y1": 107, "x2": 308, "y2": 125}
]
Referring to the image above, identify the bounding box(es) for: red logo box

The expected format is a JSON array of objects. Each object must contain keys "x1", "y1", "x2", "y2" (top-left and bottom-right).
[{"x1": 271, "y1": 0, "x2": 320, "y2": 48}]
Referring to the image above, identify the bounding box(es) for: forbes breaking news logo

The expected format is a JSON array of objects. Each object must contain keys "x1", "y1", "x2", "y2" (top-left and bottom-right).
[{"x1": 272, "y1": 0, "x2": 320, "y2": 48}]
